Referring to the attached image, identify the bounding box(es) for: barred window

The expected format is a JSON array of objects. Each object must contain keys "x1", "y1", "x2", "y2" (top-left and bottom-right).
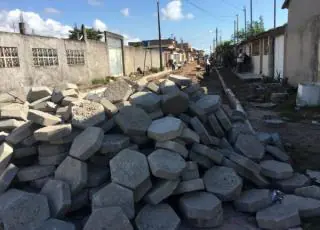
[
  {"x1": 252, "y1": 40, "x2": 260, "y2": 56},
  {"x1": 0, "y1": 47, "x2": 20, "y2": 68},
  {"x1": 66, "y1": 50, "x2": 85, "y2": 65},
  {"x1": 32, "y1": 48, "x2": 58, "y2": 66}
]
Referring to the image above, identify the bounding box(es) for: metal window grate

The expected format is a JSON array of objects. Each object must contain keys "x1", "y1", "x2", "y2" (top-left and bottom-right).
[
  {"x1": 0, "y1": 47, "x2": 20, "y2": 68},
  {"x1": 66, "y1": 50, "x2": 85, "y2": 65},
  {"x1": 32, "y1": 48, "x2": 59, "y2": 66}
]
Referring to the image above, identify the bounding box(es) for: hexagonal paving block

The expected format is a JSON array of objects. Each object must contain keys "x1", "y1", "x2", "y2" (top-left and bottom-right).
[
  {"x1": 234, "y1": 189, "x2": 273, "y2": 213},
  {"x1": 256, "y1": 204, "x2": 301, "y2": 230},
  {"x1": 100, "y1": 134, "x2": 130, "y2": 155},
  {"x1": 148, "y1": 149, "x2": 186, "y2": 180},
  {"x1": 130, "y1": 91, "x2": 161, "y2": 112},
  {"x1": 147, "y1": 116, "x2": 184, "y2": 142},
  {"x1": 195, "y1": 95, "x2": 221, "y2": 114},
  {"x1": 295, "y1": 186, "x2": 320, "y2": 200},
  {"x1": 276, "y1": 173, "x2": 311, "y2": 193},
  {"x1": 92, "y1": 182, "x2": 135, "y2": 219},
  {"x1": 282, "y1": 195, "x2": 320, "y2": 218},
  {"x1": 135, "y1": 204, "x2": 180, "y2": 230},
  {"x1": 110, "y1": 149, "x2": 150, "y2": 199},
  {"x1": 115, "y1": 106, "x2": 152, "y2": 136},
  {"x1": 179, "y1": 192, "x2": 223, "y2": 227},
  {"x1": 84, "y1": 207, "x2": 133, "y2": 230},
  {"x1": 35, "y1": 219, "x2": 76, "y2": 230},
  {"x1": 0, "y1": 189, "x2": 50, "y2": 230},
  {"x1": 260, "y1": 160, "x2": 293, "y2": 179},
  {"x1": 161, "y1": 91, "x2": 189, "y2": 115},
  {"x1": 234, "y1": 134, "x2": 265, "y2": 161},
  {"x1": 204, "y1": 166, "x2": 243, "y2": 201},
  {"x1": 144, "y1": 179, "x2": 180, "y2": 205}
]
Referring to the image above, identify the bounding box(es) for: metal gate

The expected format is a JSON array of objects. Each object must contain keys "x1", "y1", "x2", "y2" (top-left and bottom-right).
[{"x1": 107, "y1": 36, "x2": 123, "y2": 77}]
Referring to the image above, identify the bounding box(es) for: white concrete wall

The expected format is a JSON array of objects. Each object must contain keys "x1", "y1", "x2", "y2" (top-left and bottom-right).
[
  {"x1": 0, "y1": 32, "x2": 114, "y2": 92},
  {"x1": 275, "y1": 35, "x2": 285, "y2": 79},
  {"x1": 262, "y1": 55, "x2": 269, "y2": 76},
  {"x1": 252, "y1": 56, "x2": 260, "y2": 75}
]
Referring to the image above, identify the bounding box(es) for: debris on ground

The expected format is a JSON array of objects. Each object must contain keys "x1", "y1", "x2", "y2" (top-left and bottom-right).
[{"x1": 0, "y1": 73, "x2": 317, "y2": 230}]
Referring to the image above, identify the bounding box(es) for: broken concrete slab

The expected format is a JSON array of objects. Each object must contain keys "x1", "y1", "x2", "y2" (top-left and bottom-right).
[
  {"x1": 234, "y1": 189, "x2": 273, "y2": 213},
  {"x1": 180, "y1": 127, "x2": 200, "y2": 144},
  {"x1": 260, "y1": 160, "x2": 293, "y2": 179},
  {"x1": 35, "y1": 218, "x2": 76, "y2": 230},
  {"x1": 71, "y1": 101, "x2": 105, "y2": 129},
  {"x1": 55, "y1": 156, "x2": 87, "y2": 194},
  {"x1": 148, "y1": 149, "x2": 186, "y2": 180},
  {"x1": 215, "y1": 108, "x2": 232, "y2": 131},
  {"x1": 92, "y1": 182, "x2": 135, "y2": 219},
  {"x1": 295, "y1": 186, "x2": 320, "y2": 200},
  {"x1": 29, "y1": 95, "x2": 51, "y2": 109},
  {"x1": 38, "y1": 143, "x2": 69, "y2": 157},
  {"x1": 181, "y1": 161, "x2": 200, "y2": 181},
  {"x1": 28, "y1": 109, "x2": 62, "y2": 126},
  {"x1": 192, "y1": 143, "x2": 224, "y2": 164},
  {"x1": 148, "y1": 116, "x2": 183, "y2": 141},
  {"x1": 130, "y1": 91, "x2": 161, "y2": 113},
  {"x1": 61, "y1": 96, "x2": 79, "y2": 106},
  {"x1": 27, "y1": 86, "x2": 52, "y2": 103},
  {"x1": 0, "y1": 164, "x2": 18, "y2": 194},
  {"x1": 156, "y1": 140, "x2": 188, "y2": 158},
  {"x1": 103, "y1": 79, "x2": 132, "y2": 103},
  {"x1": 0, "y1": 131, "x2": 8, "y2": 143},
  {"x1": 204, "y1": 166, "x2": 243, "y2": 201},
  {"x1": 174, "y1": 178, "x2": 205, "y2": 195},
  {"x1": 234, "y1": 133, "x2": 265, "y2": 161},
  {"x1": 144, "y1": 179, "x2": 180, "y2": 205},
  {"x1": 168, "y1": 74, "x2": 192, "y2": 87},
  {"x1": 115, "y1": 106, "x2": 152, "y2": 136},
  {"x1": 0, "y1": 142, "x2": 13, "y2": 174},
  {"x1": 69, "y1": 127, "x2": 104, "y2": 161},
  {"x1": 110, "y1": 149, "x2": 150, "y2": 198},
  {"x1": 84, "y1": 207, "x2": 133, "y2": 230},
  {"x1": 34, "y1": 101, "x2": 57, "y2": 113},
  {"x1": 147, "y1": 82, "x2": 160, "y2": 94},
  {"x1": 276, "y1": 173, "x2": 311, "y2": 193},
  {"x1": 207, "y1": 114, "x2": 225, "y2": 138},
  {"x1": 160, "y1": 79, "x2": 180, "y2": 95},
  {"x1": 135, "y1": 204, "x2": 180, "y2": 230},
  {"x1": 190, "y1": 117, "x2": 214, "y2": 145},
  {"x1": 0, "y1": 189, "x2": 50, "y2": 230},
  {"x1": 282, "y1": 195, "x2": 320, "y2": 218},
  {"x1": 34, "y1": 124, "x2": 72, "y2": 141},
  {"x1": 17, "y1": 165, "x2": 55, "y2": 182},
  {"x1": 179, "y1": 192, "x2": 223, "y2": 227},
  {"x1": 56, "y1": 106, "x2": 71, "y2": 121},
  {"x1": 195, "y1": 95, "x2": 221, "y2": 114},
  {"x1": 189, "y1": 151, "x2": 214, "y2": 169},
  {"x1": 40, "y1": 179, "x2": 71, "y2": 218},
  {"x1": 0, "y1": 119, "x2": 25, "y2": 131},
  {"x1": 99, "y1": 98, "x2": 118, "y2": 116},
  {"x1": 49, "y1": 129, "x2": 81, "y2": 145},
  {"x1": 265, "y1": 145, "x2": 290, "y2": 162},
  {"x1": 100, "y1": 134, "x2": 130, "y2": 156},
  {"x1": 256, "y1": 204, "x2": 300, "y2": 230},
  {"x1": 0, "y1": 103, "x2": 28, "y2": 121},
  {"x1": 161, "y1": 91, "x2": 189, "y2": 115}
]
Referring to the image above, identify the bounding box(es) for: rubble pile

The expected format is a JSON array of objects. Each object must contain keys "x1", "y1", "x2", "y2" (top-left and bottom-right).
[{"x1": 0, "y1": 76, "x2": 319, "y2": 230}]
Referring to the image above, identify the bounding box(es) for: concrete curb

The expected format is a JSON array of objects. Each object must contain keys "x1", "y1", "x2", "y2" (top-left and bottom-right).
[{"x1": 214, "y1": 68, "x2": 255, "y2": 134}]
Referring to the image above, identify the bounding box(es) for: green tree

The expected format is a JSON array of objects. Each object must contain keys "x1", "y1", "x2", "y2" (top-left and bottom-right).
[
  {"x1": 233, "y1": 16, "x2": 265, "y2": 42},
  {"x1": 69, "y1": 26, "x2": 103, "y2": 41}
]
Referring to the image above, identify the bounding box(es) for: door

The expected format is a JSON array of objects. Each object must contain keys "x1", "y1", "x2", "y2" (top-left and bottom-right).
[
  {"x1": 274, "y1": 35, "x2": 285, "y2": 79},
  {"x1": 107, "y1": 37, "x2": 123, "y2": 76}
]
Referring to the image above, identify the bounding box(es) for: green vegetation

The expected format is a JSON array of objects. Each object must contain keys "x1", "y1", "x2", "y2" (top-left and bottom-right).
[
  {"x1": 69, "y1": 25, "x2": 103, "y2": 41},
  {"x1": 233, "y1": 16, "x2": 265, "y2": 42}
]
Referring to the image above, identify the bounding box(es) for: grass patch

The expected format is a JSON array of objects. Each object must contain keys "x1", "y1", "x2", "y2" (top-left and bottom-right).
[{"x1": 91, "y1": 76, "x2": 116, "y2": 85}]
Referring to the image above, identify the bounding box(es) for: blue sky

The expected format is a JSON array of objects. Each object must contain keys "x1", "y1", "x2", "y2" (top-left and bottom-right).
[{"x1": 0, "y1": 0, "x2": 288, "y2": 51}]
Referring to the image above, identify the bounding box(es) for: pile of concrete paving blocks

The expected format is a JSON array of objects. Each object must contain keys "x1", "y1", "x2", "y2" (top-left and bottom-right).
[{"x1": 0, "y1": 75, "x2": 320, "y2": 230}]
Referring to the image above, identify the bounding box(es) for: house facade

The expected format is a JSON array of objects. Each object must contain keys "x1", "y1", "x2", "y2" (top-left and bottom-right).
[{"x1": 282, "y1": 0, "x2": 320, "y2": 85}]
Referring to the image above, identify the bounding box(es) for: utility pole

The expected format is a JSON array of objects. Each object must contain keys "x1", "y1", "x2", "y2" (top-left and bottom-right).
[
  {"x1": 215, "y1": 27, "x2": 218, "y2": 47},
  {"x1": 236, "y1": 14, "x2": 239, "y2": 43},
  {"x1": 243, "y1": 6, "x2": 247, "y2": 38},
  {"x1": 157, "y1": 0, "x2": 163, "y2": 70},
  {"x1": 250, "y1": 0, "x2": 253, "y2": 35},
  {"x1": 274, "y1": 0, "x2": 276, "y2": 28},
  {"x1": 234, "y1": 20, "x2": 236, "y2": 44}
]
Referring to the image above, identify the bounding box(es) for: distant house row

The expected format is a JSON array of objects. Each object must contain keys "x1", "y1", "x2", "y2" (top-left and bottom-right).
[{"x1": 238, "y1": 0, "x2": 320, "y2": 86}]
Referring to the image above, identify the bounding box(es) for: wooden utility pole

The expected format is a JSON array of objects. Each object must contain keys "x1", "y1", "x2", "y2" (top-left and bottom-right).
[
  {"x1": 157, "y1": 0, "x2": 163, "y2": 70},
  {"x1": 250, "y1": 0, "x2": 253, "y2": 35},
  {"x1": 243, "y1": 6, "x2": 247, "y2": 38},
  {"x1": 274, "y1": 0, "x2": 277, "y2": 28}
]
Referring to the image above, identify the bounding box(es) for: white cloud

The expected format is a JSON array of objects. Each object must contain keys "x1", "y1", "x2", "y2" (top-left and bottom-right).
[
  {"x1": 161, "y1": 0, "x2": 194, "y2": 21},
  {"x1": 186, "y1": 13, "x2": 194, "y2": 19},
  {"x1": 120, "y1": 8, "x2": 129, "y2": 17},
  {"x1": 44, "y1": 8, "x2": 61, "y2": 15},
  {"x1": 92, "y1": 19, "x2": 107, "y2": 31},
  {"x1": 0, "y1": 9, "x2": 72, "y2": 38},
  {"x1": 88, "y1": 0, "x2": 102, "y2": 6},
  {"x1": 122, "y1": 34, "x2": 140, "y2": 45}
]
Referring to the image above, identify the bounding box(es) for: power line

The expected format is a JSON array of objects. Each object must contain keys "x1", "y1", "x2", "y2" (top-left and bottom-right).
[{"x1": 220, "y1": 0, "x2": 242, "y2": 11}]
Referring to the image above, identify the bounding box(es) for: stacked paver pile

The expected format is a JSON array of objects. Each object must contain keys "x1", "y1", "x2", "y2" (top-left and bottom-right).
[{"x1": 0, "y1": 76, "x2": 319, "y2": 230}]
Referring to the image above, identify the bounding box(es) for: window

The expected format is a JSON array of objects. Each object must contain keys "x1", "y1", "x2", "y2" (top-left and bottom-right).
[
  {"x1": 252, "y1": 40, "x2": 260, "y2": 56},
  {"x1": 32, "y1": 48, "x2": 58, "y2": 66},
  {"x1": 66, "y1": 50, "x2": 85, "y2": 65},
  {"x1": 264, "y1": 37, "x2": 269, "y2": 55},
  {"x1": 0, "y1": 47, "x2": 20, "y2": 68}
]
